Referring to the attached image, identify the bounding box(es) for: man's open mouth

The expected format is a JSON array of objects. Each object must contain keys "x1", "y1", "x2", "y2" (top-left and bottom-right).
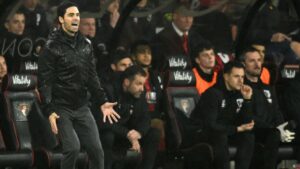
[{"x1": 71, "y1": 23, "x2": 78, "y2": 26}]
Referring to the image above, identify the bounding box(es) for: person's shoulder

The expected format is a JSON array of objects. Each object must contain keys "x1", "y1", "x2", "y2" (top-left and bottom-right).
[
  {"x1": 157, "y1": 25, "x2": 175, "y2": 37},
  {"x1": 83, "y1": 37, "x2": 92, "y2": 47},
  {"x1": 44, "y1": 39, "x2": 60, "y2": 53},
  {"x1": 43, "y1": 30, "x2": 64, "y2": 56},
  {"x1": 78, "y1": 33, "x2": 92, "y2": 46},
  {"x1": 202, "y1": 86, "x2": 222, "y2": 98}
]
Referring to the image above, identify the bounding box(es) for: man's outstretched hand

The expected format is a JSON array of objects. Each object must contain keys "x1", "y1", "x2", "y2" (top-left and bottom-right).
[
  {"x1": 49, "y1": 112, "x2": 60, "y2": 134},
  {"x1": 101, "y1": 102, "x2": 120, "y2": 124}
]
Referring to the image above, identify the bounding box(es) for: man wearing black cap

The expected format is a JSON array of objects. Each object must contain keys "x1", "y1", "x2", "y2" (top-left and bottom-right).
[
  {"x1": 38, "y1": 2, "x2": 120, "y2": 169},
  {"x1": 151, "y1": 2, "x2": 206, "y2": 71}
]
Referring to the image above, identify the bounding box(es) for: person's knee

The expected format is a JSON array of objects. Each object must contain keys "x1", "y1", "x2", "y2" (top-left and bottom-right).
[
  {"x1": 93, "y1": 143, "x2": 104, "y2": 158},
  {"x1": 64, "y1": 144, "x2": 80, "y2": 156}
]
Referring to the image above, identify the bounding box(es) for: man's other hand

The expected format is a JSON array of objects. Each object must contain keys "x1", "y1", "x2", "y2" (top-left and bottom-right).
[{"x1": 49, "y1": 112, "x2": 60, "y2": 134}]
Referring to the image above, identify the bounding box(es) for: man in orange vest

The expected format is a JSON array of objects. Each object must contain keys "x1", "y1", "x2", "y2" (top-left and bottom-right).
[
  {"x1": 251, "y1": 44, "x2": 271, "y2": 85},
  {"x1": 192, "y1": 41, "x2": 218, "y2": 95}
]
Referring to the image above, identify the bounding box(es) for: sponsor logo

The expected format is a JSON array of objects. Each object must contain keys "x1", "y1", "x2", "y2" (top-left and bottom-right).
[
  {"x1": 1, "y1": 37, "x2": 46, "y2": 58},
  {"x1": 173, "y1": 71, "x2": 192, "y2": 83},
  {"x1": 17, "y1": 102, "x2": 31, "y2": 117},
  {"x1": 169, "y1": 57, "x2": 187, "y2": 69},
  {"x1": 281, "y1": 69, "x2": 296, "y2": 79},
  {"x1": 12, "y1": 75, "x2": 31, "y2": 87},
  {"x1": 25, "y1": 62, "x2": 38, "y2": 70}
]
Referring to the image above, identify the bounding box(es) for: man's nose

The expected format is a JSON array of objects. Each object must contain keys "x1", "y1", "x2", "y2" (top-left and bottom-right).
[
  {"x1": 239, "y1": 77, "x2": 244, "y2": 83},
  {"x1": 74, "y1": 16, "x2": 80, "y2": 20}
]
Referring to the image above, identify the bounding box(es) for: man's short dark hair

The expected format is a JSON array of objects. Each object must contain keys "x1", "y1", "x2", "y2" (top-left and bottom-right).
[
  {"x1": 110, "y1": 49, "x2": 132, "y2": 65},
  {"x1": 193, "y1": 41, "x2": 214, "y2": 59},
  {"x1": 57, "y1": 1, "x2": 78, "y2": 18},
  {"x1": 131, "y1": 40, "x2": 151, "y2": 56},
  {"x1": 121, "y1": 65, "x2": 147, "y2": 82},
  {"x1": 223, "y1": 61, "x2": 244, "y2": 74},
  {"x1": 239, "y1": 46, "x2": 260, "y2": 62},
  {"x1": 5, "y1": 10, "x2": 24, "y2": 22}
]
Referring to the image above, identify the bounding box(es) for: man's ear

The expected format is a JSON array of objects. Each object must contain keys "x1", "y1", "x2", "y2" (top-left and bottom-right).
[
  {"x1": 4, "y1": 22, "x2": 9, "y2": 30},
  {"x1": 195, "y1": 56, "x2": 200, "y2": 65},
  {"x1": 224, "y1": 73, "x2": 229, "y2": 82},
  {"x1": 123, "y1": 78, "x2": 130, "y2": 88},
  {"x1": 111, "y1": 64, "x2": 116, "y2": 71},
  {"x1": 58, "y1": 16, "x2": 64, "y2": 24}
]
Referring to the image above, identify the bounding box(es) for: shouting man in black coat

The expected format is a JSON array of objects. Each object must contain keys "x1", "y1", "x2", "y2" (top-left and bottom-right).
[{"x1": 38, "y1": 2, "x2": 120, "y2": 169}]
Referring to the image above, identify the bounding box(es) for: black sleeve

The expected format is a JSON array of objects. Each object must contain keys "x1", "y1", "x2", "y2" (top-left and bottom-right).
[
  {"x1": 251, "y1": 89, "x2": 274, "y2": 129},
  {"x1": 133, "y1": 98, "x2": 151, "y2": 137},
  {"x1": 253, "y1": 114, "x2": 273, "y2": 129},
  {"x1": 37, "y1": 44, "x2": 57, "y2": 117},
  {"x1": 102, "y1": 123, "x2": 130, "y2": 138},
  {"x1": 87, "y1": 44, "x2": 108, "y2": 107},
  {"x1": 270, "y1": 87, "x2": 284, "y2": 126},
  {"x1": 238, "y1": 99, "x2": 253, "y2": 124}
]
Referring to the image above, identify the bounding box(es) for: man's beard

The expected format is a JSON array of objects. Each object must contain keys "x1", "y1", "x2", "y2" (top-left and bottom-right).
[{"x1": 249, "y1": 69, "x2": 261, "y2": 77}]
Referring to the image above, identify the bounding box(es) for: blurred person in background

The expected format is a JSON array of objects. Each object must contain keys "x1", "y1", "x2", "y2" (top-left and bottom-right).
[
  {"x1": 0, "y1": 10, "x2": 32, "y2": 73},
  {"x1": 0, "y1": 55, "x2": 7, "y2": 89},
  {"x1": 19, "y1": 0, "x2": 49, "y2": 39},
  {"x1": 191, "y1": 41, "x2": 218, "y2": 95},
  {"x1": 151, "y1": 2, "x2": 206, "y2": 71},
  {"x1": 131, "y1": 40, "x2": 165, "y2": 151}
]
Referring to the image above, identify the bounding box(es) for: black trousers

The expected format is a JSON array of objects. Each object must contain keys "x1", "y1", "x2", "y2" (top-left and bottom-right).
[
  {"x1": 57, "y1": 105, "x2": 104, "y2": 169},
  {"x1": 100, "y1": 128, "x2": 160, "y2": 169},
  {"x1": 206, "y1": 131, "x2": 255, "y2": 169},
  {"x1": 250, "y1": 128, "x2": 281, "y2": 169}
]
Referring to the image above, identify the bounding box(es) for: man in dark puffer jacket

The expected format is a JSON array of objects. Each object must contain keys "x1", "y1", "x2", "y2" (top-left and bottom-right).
[{"x1": 38, "y1": 2, "x2": 119, "y2": 169}]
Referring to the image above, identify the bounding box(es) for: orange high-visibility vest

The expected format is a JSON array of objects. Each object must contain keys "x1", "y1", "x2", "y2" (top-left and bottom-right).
[
  {"x1": 192, "y1": 68, "x2": 217, "y2": 95},
  {"x1": 260, "y1": 67, "x2": 270, "y2": 85}
]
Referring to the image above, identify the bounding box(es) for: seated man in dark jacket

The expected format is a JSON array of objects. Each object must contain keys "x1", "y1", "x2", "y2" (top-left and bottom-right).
[
  {"x1": 191, "y1": 61, "x2": 255, "y2": 169},
  {"x1": 240, "y1": 47, "x2": 295, "y2": 169},
  {"x1": 95, "y1": 65, "x2": 160, "y2": 169}
]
